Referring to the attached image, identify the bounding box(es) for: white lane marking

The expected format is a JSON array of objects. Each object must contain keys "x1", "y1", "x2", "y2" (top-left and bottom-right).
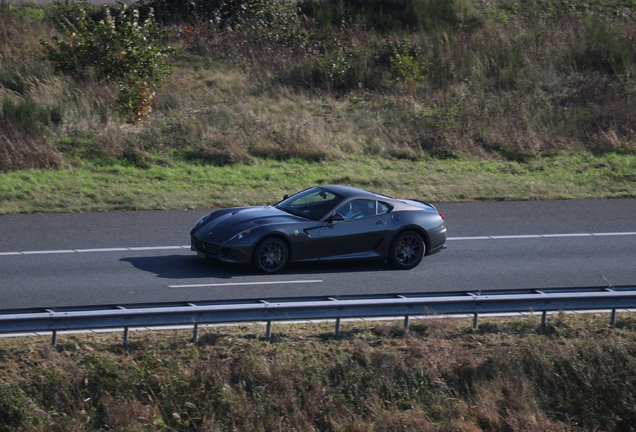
[
  {"x1": 489, "y1": 235, "x2": 542, "y2": 239},
  {"x1": 21, "y1": 250, "x2": 76, "y2": 255},
  {"x1": 592, "y1": 232, "x2": 636, "y2": 236},
  {"x1": 170, "y1": 280, "x2": 324, "y2": 288},
  {"x1": 76, "y1": 248, "x2": 130, "y2": 253},
  {"x1": 448, "y1": 236, "x2": 491, "y2": 241},
  {"x1": 0, "y1": 245, "x2": 190, "y2": 256},
  {"x1": 2, "y1": 232, "x2": 636, "y2": 256},
  {"x1": 128, "y1": 246, "x2": 186, "y2": 251},
  {"x1": 540, "y1": 233, "x2": 592, "y2": 238},
  {"x1": 447, "y1": 232, "x2": 636, "y2": 241}
]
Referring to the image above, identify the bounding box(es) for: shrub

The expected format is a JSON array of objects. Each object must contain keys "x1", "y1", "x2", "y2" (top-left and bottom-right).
[
  {"x1": 298, "y1": 0, "x2": 478, "y2": 32},
  {"x1": 0, "y1": 383, "x2": 41, "y2": 432},
  {"x1": 572, "y1": 17, "x2": 634, "y2": 75},
  {"x1": 312, "y1": 46, "x2": 356, "y2": 90},
  {"x1": 1, "y1": 96, "x2": 61, "y2": 134},
  {"x1": 310, "y1": 37, "x2": 429, "y2": 93},
  {"x1": 311, "y1": 44, "x2": 385, "y2": 92},
  {"x1": 40, "y1": 1, "x2": 172, "y2": 123},
  {"x1": 385, "y1": 38, "x2": 429, "y2": 91}
]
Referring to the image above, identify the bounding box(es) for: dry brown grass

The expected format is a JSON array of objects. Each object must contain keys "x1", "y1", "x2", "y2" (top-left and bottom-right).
[
  {"x1": 1, "y1": 0, "x2": 635, "y2": 172},
  {"x1": 1, "y1": 313, "x2": 636, "y2": 431}
]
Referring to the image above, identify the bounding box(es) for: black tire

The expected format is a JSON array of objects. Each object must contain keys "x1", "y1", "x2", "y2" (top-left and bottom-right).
[
  {"x1": 388, "y1": 230, "x2": 425, "y2": 270},
  {"x1": 253, "y1": 237, "x2": 289, "y2": 273}
]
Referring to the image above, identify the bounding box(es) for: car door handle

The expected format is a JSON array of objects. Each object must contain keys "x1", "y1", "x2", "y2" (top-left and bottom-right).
[{"x1": 376, "y1": 220, "x2": 384, "y2": 225}]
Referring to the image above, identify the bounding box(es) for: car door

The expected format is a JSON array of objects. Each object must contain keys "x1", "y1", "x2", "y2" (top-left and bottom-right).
[{"x1": 317, "y1": 200, "x2": 388, "y2": 259}]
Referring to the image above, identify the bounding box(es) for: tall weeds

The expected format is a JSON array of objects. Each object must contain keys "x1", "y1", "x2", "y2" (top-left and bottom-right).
[
  {"x1": 1, "y1": 314, "x2": 636, "y2": 431},
  {"x1": 0, "y1": 0, "x2": 635, "y2": 171}
]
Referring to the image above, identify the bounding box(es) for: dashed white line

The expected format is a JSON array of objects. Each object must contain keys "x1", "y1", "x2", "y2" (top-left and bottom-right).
[
  {"x1": 592, "y1": 232, "x2": 636, "y2": 236},
  {"x1": 128, "y1": 246, "x2": 187, "y2": 251},
  {"x1": 447, "y1": 232, "x2": 636, "y2": 241},
  {"x1": 76, "y1": 248, "x2": 130, "y2": 253},
  {"x1": 448, "y1": 236, "x2": 490, "y2": 241},
  {"x1": 21, "y1": 250, "x2": 76, "y2": 255},
  {"x1": 539, "y1": 233, "x2": 591, "y2": 238},
  {"x1": 490, "y1": 235, "x2": 542, "y2": 239},
  {"x1": 0, "y1": 245, "x2": 190, "y2": 256},
  {"x1": 1, "y1": 232, "x2": 635, "y2": 256}
]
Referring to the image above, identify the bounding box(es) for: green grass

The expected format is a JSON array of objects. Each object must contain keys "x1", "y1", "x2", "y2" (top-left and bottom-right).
[{"x1": 1, "y1": 153, "x2": 635, "y2": 214}]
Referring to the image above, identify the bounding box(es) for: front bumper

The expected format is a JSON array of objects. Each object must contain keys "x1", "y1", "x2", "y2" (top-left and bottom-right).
[{"x1": 191, "y1": 235, "x2": 252, "y2": 264}]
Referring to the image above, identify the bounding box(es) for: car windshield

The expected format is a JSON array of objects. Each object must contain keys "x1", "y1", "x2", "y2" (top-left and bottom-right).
[{"x1": 276, "y1": 187, "x2": 344, "y2": 221}]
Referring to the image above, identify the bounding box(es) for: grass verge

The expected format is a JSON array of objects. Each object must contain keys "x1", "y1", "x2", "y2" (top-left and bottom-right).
[{"x1": 1, "y1": 153, "x2": 635, "y2": 214}]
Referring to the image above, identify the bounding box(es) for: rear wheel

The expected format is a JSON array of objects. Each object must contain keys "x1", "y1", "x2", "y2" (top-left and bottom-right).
[
  {"x1": 253, "y1": 237, "x2": 289, "y2": 273},
  {"x1": 388, "y1": 230, "x2": 425, "y2": 270}
]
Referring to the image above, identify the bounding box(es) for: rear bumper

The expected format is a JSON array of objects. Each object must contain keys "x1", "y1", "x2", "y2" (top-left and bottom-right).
[{"x1": 428, "y1": 243, "x2": 447, "y2": 255}]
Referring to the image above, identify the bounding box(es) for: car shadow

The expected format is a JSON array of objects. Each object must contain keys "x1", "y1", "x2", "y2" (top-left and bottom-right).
[
  {"x1": 119, "y1": 255, "x2": 250, "y2": 279},
  {"x1": 120, "y1": 255, "x2": 396, "y2": 279}
]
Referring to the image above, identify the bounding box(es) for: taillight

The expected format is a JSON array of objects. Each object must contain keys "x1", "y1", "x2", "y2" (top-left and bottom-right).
[{"x1": 439, "y1": 213, "x2": 445, "y2": 220}]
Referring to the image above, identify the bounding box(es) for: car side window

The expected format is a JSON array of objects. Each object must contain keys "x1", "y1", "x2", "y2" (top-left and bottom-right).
[
  {"x1": 292, "y1": 190, "x2": 339, "y2": 206},
  {"x1": 337, "y1": 199, "x2": 376, "y2": 220},
  {"x1": 378, "y1": 202, "x2": 393, "y2": 214},
  {"x1": 280, "y1": 187, "x2": 344, "y2": 220}
]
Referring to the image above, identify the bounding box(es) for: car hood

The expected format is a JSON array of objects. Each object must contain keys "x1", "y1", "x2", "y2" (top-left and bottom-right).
[{"x1": 192, "y1": 206, "x2": 307, "y2": 243}]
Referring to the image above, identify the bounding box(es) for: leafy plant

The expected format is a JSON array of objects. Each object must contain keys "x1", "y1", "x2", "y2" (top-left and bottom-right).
[
  {"x1": 1, "y1": 96, "x2": 61, "y2": 134},
  {"x1": 41, "y1": 2, "x2": 172, "y2": 123},
  {"x1": 313, "y1": 47, "x2": 354, "y2": 89},
  {"x1": 573, "y1": 16, "x2": 634, "y2": 75},
  {"x1": 298, "y1": 0, "x2": 478, "y2": 32},
  {"x1": 387, "y1": 38, "x2": 429, "y2": 92},
  {"x1": 0, "y1": 383, "x2": 42, "y2": 432}
]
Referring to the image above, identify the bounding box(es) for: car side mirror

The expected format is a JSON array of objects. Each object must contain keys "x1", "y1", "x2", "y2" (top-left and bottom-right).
[
  {"x1": 283, "y1": 194, "x2": 289, "y2": 200},
  {"x1": 329, "y1": 213, "x2": 345, "y2": 223}
]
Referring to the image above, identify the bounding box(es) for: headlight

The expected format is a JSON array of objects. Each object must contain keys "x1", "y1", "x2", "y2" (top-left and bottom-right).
[
  {"x1": 194, "y1": 213, "x2": 213, "y2": 228},
  {"x1": 229, "y1": 228, "x2": 256, "y2": 242}
]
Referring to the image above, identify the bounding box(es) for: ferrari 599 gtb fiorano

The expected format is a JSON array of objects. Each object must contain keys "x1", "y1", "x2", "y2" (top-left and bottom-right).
[{"x1": 191, "y1": 185, "x2": 446, "y2": 273}]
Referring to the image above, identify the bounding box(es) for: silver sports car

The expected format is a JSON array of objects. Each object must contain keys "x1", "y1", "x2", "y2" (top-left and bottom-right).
[{"x1": 191, "y1": 185, "x2": 447, "y2": 273}]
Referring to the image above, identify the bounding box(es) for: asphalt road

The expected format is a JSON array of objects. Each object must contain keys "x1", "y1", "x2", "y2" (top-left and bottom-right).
[{"x1": 1, "y1": 199, "x2": 635, "y2": 310}]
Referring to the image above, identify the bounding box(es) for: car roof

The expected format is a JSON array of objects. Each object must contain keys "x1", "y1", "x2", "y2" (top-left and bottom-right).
[{"x1": 319, "y1": 184, "x2": 391, "y2": 200}]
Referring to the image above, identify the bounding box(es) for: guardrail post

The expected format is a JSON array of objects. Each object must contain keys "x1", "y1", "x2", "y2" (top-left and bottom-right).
[
  {"x1": 473, "y1": 313, "x2": 479, "y2": 329},
  {"x1": 123, "y1": 327, "x2": 129, "y2": 348},
  {"x1": 193, "y1": 323, "x2": 199, "y2": 343},
  {"x1": 51, "y1": 330, "x2": 57, "y2": 347},
  {"x1": 541, "y1": 311, "x2": 547, "y2": 327},
  {"x1": 265, "y1": 321, "x2": 272, "y2": 342},
  {"x1": 335, "y1": 318, "x2": 341, "y2": 339},
  {"x1": 610, "y1": 309, "x2": 617, "y2": 326},
  {"x1": 404, "y1": 315, "x2": 410, "y2": 332}
]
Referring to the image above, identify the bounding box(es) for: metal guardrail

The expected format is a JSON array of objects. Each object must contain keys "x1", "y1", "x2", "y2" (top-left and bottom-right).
[{"x1": 1, "y1": 285, "x2": 635, "y2": 346}]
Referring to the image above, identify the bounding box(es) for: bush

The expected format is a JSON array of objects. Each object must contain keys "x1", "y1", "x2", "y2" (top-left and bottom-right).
[
  {"x1": 310, "y1": 38, "x2": 428, "y2": 93},
  {"x1": 0, "y1": 383, "x2": 41, "y2": 432},
  {"x1": 385, "y1": 38, "x2": 429, "y2": 91},
  {"x1": 40, "y1": 1, "x2": 172, "y2": 123},
  {"x1": 1, "y1": 96, "x2": 61, "y2": 134},
  {"x1": 0, "y1": 96, "x2": 66, "y2": 170},
  {"x1": 572, "y1": 17, "x2": 634, "y2": 75},
  {"x1": 298, "y1": 0, "x2": 478, "y2": 32}
]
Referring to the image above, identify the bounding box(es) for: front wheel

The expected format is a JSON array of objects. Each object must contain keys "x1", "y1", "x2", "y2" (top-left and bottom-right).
[
  {"x1": 388, "y1": 230, "x2": 425, "y2": 270},
  {"x1": 253, "y1": 237, "x2": 289, "y2": 273}
]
